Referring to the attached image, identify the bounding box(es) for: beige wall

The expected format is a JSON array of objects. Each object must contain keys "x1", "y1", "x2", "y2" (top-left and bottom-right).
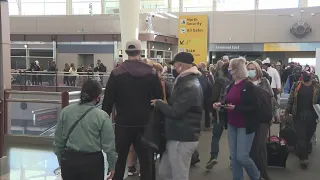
[
  {"x1": 56, "y1": 53, "x2": 78, "y2": 71},
  {"x1": 10, "y1": 14, "x2": 171, "y2": 36},
  {"x1": 94, "y1": 53, "x2": 114, "y2": 71},
  {"x1": 9, "y1": 6, "x2": 320, "y2": 44}
]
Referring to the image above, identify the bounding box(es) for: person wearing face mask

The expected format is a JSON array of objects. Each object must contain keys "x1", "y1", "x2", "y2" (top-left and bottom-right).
[
  {"x1": 54, "y1": 80, "x2": 117, "y2": 180},
  {"x1": 151, "y1": 52, "x2": 203, "y2": 180},
  {"x1": 284, "y1": 66, "x2": 302, "y2": 94},
  {"x1": 247, "y1": 61, "x2": 274, "y2": 180},
  {"x1": 213, "y1": 57, "x2": 260, "y2": 180},
  {"x1": 286, "y1": 71, "x2": 320, "y2": 169}
]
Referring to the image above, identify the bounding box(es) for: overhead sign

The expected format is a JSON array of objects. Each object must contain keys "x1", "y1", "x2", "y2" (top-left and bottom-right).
[
  {"x1": 210, "y1": 43, "x2": 264, "y2": 52},
  {"x1": 264, "y1": 43, "x2": 300, "y2": 51},
  {"x1": 32, "y1": 108, "x2": 58, "y2": 126},
  {"x1": 178, "y1": 15, "x2": 208, "y2": 65},
  {"x1": 264, "y1": 43, "x2": 320, "y2": 52}
]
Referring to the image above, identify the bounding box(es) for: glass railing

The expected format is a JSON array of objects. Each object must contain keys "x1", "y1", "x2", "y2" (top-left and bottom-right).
[
  {"x1": 11, "y1": 71, "x2": 110, "y2": 89},
  {"x1": 39, "y1": 96, "x2": 104, "y2": 137}
]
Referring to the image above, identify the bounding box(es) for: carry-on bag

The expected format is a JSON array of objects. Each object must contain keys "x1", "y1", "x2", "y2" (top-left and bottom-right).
[{"x1": 267, "y1": 125, "x2": 289, "y2": 168}]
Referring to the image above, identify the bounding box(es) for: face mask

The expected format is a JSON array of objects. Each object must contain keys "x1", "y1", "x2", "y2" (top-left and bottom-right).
[
  {"x1": 302, "y1": 74, "x2": 311, "y2": 82},
  {"x1": 248, "y1": 70, "x2": 257, "y2": 78},
  {"x1": 172, "y1": 69, "x2": 179, "y2": 78},
  {"x1": 95, "y1": 96, "x2": 101, "y2": 105},
  {"x1": 228, "y1": 69, "x2": 233, "y2": 79},
  {"x1": 294, "y1": 73, "x2": 301, "y2": 79}
]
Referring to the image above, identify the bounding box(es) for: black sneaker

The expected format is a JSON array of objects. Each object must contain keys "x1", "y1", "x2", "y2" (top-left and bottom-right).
[
  {"x1": 205, "y1": 157, "x2": 218, "y2": 170},
  {"x1": 300, "y1": 160, "x2": 309, "y2": 169},
  {"x1": 191, "y1": 155, "x2": 200, "y2": 166},
  {"x1": 127, "y1": 166, "x2": 137, "y2": 176}
]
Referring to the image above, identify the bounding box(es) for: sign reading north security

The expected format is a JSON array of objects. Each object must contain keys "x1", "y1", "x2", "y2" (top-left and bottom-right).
[{"x1": 178, "y1": 15, "x2": 208, "y2": 64}]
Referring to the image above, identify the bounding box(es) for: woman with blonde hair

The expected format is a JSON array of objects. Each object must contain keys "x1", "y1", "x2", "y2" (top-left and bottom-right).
[
  {"x1": 247, "y1": 61, "x2": 274, "y2": 180},
  {"x1": 213, "y1": 57, "x2": 260, "y2": 180}
]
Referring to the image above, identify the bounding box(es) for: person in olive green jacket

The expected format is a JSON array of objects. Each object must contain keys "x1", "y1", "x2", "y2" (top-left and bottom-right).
[
  {"x1": 54, "y1": 80, "x2": 117, "y2": 180},
  {"x1": 286, "y1": 71, "x2": 320, "y2": 169}
]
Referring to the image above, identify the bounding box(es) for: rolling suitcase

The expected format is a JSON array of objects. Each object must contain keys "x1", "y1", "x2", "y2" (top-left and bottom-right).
[{"x1": 267, "y1": 125, "x2": 289, "y2": 168}]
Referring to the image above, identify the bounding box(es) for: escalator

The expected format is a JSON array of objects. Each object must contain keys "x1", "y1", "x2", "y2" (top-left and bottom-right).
[{"x1": 39, "y1": 101, "x2": 103, "y2": 137}]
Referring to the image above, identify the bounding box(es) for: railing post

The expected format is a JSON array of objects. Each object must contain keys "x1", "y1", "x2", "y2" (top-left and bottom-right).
[
  {"x1": 0, "y1": 98, "x2": 4, "y2": 158},
  {"x1": 61, "y1": 91, "x2": 69, "y2": 109},
  {"x1": 55, "y1": 71, "x2": 58, "y2": 92}
]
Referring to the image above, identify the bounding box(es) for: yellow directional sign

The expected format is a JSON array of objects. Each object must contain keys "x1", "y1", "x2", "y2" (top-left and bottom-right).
[{"x1": 178, "y1": 15, "x2": 208, "y2": 65}]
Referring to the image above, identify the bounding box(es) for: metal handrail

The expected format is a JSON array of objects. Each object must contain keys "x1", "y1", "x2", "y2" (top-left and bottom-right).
[
  {"x1": 5, "y1": 90, "x2": 62, "y2": 95},
  {"x1": 5, "y1": 98, "x2": 61, "y2": 104},
  {"x1": 11, "y1": 70, "x2": 111, "y2": 75},
  {"x1": 32, "y1": 107, "x2": 59, "y2": 113},
  {"x1": 40, "y1": 125, "x2": 57, "y2": 136}
]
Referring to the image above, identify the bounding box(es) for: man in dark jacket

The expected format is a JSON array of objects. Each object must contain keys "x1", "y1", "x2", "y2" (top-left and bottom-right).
[
  {"x1": 102, "y1": 39, "x2": 163, "y2": 180},
  {"x1": 152, "y1": 52, "x2": 203, "y2": 180},
  {"x1": 206, "y1": 62, "x2": 232, "y2": 170},
  {"x1": 94, "y1": 59, "x2": 107, "y2": 86}
]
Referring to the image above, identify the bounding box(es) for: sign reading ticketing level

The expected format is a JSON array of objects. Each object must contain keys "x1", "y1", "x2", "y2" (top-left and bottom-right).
[{"x1": 178, "y1": 15, "x2": 208, "y2": 64}]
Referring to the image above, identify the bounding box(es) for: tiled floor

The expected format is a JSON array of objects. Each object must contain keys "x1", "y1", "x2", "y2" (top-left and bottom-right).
[{"x1": 2, "y1": 124, "x2": 320, "y2": 180}]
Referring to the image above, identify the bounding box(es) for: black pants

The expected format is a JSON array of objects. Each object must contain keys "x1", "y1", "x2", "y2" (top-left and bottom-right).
[
  {"x1": 61, "y1": 151, "x2": 104, "y2": 180},
  {"x1": 114, "y1": 125, "x2": 153, "y2": 180},
  {"x1": 272, "y1": 88, "x2": 278, "y2": 101},
  {"x1": 204, "y1": 102, "x2": 212, "y2": 128},
  {"x1": 294, "y1": 117, "x2": 317, "y2": 160}
]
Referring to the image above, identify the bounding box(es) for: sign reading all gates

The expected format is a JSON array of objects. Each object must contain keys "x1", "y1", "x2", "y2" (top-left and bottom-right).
[{"x1": 178, "y1": 15, "x2": 208, "y2": 65}]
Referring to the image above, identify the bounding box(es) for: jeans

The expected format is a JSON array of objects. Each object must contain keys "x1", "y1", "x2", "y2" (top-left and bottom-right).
[
  {"x1": 250, "y1": 123, "x2": 270, "y2": 180},
  {"x1": 227, "y1": 123, "x2": 260, "y2": 180},
  {"x1": 210, "y1": 122, "x2": 224, "y2": 159},
  {"x1": 159, "y1": 140, "x2": 198, "y2": 180}
]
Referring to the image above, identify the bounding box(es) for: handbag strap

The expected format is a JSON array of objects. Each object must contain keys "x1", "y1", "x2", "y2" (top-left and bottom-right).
[{"x1": 63, "y1": 106, "x2": 95, "y2": 147}]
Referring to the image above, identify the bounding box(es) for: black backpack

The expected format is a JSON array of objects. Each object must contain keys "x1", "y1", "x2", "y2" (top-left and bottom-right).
[{"x1": 253, "y1": 85, "x2": 273, "y2": 123}]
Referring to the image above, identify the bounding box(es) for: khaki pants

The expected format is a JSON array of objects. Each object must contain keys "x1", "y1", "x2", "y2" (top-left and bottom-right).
[{"x1": 158, "y1": 140, "x2": 198, "y2": 180}]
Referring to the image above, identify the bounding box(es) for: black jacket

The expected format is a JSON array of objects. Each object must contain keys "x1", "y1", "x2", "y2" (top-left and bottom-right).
[
  {"x1": 155, "y1": 67, "x2": 203, "y2": 142},
  {"x1": 102, "y1": 60, "x2": 163, "y2": 127},
  {"x1": 262, "y1": 71, "x2": 272, "y2": 84},
  {"x1": 225, "y1": 80, "x2": 260, "y2": 134}
]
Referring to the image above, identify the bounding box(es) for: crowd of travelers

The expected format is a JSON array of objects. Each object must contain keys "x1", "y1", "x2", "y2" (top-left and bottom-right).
[
  {"x1": 12, "y1": 59, "x2": 107, "y2": 87},
  {"x1": 53, "y1": 39, "x2": 319, "y2": 180}
]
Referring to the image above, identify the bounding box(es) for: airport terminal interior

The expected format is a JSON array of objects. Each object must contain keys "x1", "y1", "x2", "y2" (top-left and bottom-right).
[{"x1": 1, "y1": 0, "x2": 320, "y2": 179}]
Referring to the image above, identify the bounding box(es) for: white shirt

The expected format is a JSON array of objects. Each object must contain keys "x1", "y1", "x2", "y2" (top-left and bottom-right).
[{"x1": 266, "y1": 67, "x2": 281, "y2": 89}]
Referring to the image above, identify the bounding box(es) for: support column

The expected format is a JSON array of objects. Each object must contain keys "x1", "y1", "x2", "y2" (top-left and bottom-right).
[
  {"x1": 299, "y1": 0, "x2": 308, "y2": 7},
  {"x1": 168, "y1": 0, "x2": 172, "y2": 12},
  {"x1": 0, "y1": 0, "x2": 12, "y2": 158},
  {"x1": 101, "y1": 0, "x2": 105, "y2": 14},
  {"x1": 66, "y1": 0, "x2": 72, "y2": 15},
  {"x1": 212, "y1": 0, "x2": 216, "y2": 11},
  {"x1": 254, "y1": 0, "x2": 259, "y2": 10},
  {"x1": 119, "y1": 0, "x2": 140, "y2": 60},
  {"x1": 179, "y1": 0, "x2": 183, "y2": 12},
  {"x1": 17, "y1": 0, "x2": 21, "y2": 15},
  {"x1": 316, "y1": 48, "x2": 320, "y2": 78}
]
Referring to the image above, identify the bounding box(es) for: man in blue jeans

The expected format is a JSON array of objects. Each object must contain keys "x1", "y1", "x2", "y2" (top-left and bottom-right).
[
  {"x1": 206, "y1": 110, "x2": 226, "y2": 169},
  {"x1": 206, "y1": 62, "x2": 231, "y2": 170}
]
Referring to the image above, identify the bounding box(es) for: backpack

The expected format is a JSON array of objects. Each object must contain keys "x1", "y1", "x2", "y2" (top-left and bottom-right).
[
  {"x1": 198, "y1": 74, "x2": 212, "y2": 103},
  {"x1": 253, "y1": 85, "x2": 273, "y2": 123}
]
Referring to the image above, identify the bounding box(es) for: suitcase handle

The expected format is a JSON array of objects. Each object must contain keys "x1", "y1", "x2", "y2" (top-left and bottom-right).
[{"x1": 268, "y1": 124, "x2": 281, "y2": 143}]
